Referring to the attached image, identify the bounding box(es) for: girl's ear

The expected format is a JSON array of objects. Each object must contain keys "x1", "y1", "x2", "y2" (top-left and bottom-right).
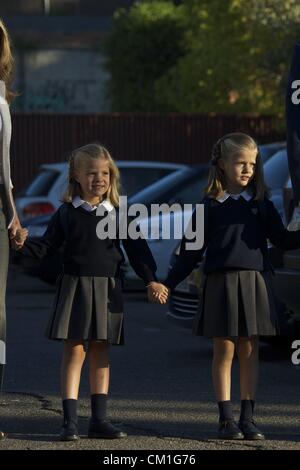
[{"x1": 73, "y1": 171, "x2": 80, "y2": 183}]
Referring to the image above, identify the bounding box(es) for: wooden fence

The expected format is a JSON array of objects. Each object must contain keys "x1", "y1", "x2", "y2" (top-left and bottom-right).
[{"x1": 10, "y1": 113, "x2": 285, "y2": 192}]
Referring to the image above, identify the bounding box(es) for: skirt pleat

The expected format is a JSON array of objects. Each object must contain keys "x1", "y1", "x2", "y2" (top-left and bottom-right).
[
  {"x1": 193, "y1": 270, "x2": 278, "y2": 338},
  {"x1": 46, "y1": 275, "x2": 124, "y2": 344}
]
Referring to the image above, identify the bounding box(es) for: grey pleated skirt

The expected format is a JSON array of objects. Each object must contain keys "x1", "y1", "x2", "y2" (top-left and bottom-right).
[
  {"x1": 46, "y1": 275, "x2": 124, "y2": 344},
  {"x1": 193, "y1": 270, "x2": 278, "y2": 338}
]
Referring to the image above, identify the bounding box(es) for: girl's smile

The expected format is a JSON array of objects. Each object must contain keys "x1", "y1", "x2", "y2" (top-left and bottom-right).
[{"x1": 75, "y1": 158, "x2": 110, "y2": 205}]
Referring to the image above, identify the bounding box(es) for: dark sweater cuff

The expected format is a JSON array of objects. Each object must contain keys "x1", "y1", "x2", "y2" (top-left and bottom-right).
[
  {"x1": 140, "y1": 266, "x2": 157, "y2": 285},
  {"x1": 164, "y1": 276, "x2": 176, "y2": 289}
]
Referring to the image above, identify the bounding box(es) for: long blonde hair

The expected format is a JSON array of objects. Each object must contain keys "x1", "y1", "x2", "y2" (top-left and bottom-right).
[
  {"x1": 205, "y1": 132, "x2": 268, "y2": 201},
  {"x1": 0, "y1": 18, "x2": 16, "y2": 103},
  {"x1": 62, "y1": 143, "x2": 120, "y2": 207}
]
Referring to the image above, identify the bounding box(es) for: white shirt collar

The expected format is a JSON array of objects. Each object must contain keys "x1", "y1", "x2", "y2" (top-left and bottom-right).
[
  {"x1": 216, "y1": 189, "x2": 253, "y2": 203},
  {"x1": 72, "y1": 196, "x2": 114, "y2": 212}
]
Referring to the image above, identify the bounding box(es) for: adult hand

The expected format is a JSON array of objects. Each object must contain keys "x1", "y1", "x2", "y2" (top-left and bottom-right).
[
  {"x1": 8, "y1": 214, "x2": 21, "y2": 239},
  {"x1": 10, "y1": 228, "x2": 28, "y2": 250}
]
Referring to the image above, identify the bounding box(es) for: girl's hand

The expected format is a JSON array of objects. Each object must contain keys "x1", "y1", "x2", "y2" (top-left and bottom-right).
[
  {"x1": 147, "y1": 282, "x2": 169, "y2": 304},
  {"x1": 10, "y1": 228, "x2": 28, "y2": 250}
]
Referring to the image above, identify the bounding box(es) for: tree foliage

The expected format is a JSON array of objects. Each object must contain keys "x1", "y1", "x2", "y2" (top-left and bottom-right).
[
  {"x1": 105, "y1": 0, "x2": 300, "y2": 113},
  {"x1": 105, "y1": 1, "x2": 186, "y2": 111}
]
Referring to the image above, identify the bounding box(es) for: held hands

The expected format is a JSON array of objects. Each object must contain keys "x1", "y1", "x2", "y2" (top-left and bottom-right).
[
  {"x1": 147, "y1": 282, "x2": 169, "y2": 304},
  {"x1": 10, "y1": 227, "x2": 28, "y2": 250}
]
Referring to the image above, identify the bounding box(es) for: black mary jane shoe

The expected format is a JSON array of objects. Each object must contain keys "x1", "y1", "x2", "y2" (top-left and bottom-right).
[
  {"x1": 59, "y1": 425, "x2": 79, "y2": 442},
  {"x1": 239, "y1": 420, "x2": 265, "y2": 440},
  {"x1": 88, "y1": 420, "x2": 127, "y2": 439},
  {"x1": 218, "y1": 420, "x2": 244, "y2": 440},
  {"x1": 0, "y1": 430, "x2": 5, "y2": 440}
]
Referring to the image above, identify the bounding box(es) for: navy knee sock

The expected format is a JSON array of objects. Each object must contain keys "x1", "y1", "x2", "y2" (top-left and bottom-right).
[
  {"x1": 218, "y1": 400, "x2": 233, "y2": 422},
  {"x1": 240, "y1": 399, "x2": 255, "y2": 422},
  {"x1": 62, "y1": 399, "x2": 78, "y2": 429},
  {"x1": 91, "y1": 394, "x2": 107, "y2": 422}
]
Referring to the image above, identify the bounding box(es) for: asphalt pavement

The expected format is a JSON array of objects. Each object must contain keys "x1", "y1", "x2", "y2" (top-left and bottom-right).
[{"x1": 0, "y1": 267, "x2": 300, "y2": 451}]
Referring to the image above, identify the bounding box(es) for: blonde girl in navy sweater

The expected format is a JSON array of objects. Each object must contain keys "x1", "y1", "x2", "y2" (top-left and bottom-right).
[
  {"x1": 13, "y1": 143, "x2": 168, "y2": 441},
  {"x1": 165, "y1": 132, "x2": 300, "y2": 440}
]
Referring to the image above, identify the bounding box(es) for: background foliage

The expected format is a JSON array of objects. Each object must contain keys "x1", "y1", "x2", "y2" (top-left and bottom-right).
[{"x1": 105, "y1": 0, "x2": 300, "y2": 114}]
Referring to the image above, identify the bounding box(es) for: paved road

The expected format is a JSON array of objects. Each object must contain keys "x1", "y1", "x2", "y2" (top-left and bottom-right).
[{"x1": 0, "y1": 267, "x2": 300, "y2": 450}]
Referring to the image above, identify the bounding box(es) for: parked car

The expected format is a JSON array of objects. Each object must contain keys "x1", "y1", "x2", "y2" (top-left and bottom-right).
[
  {"x1": 124, "y1": 147, "x2": 288, "y2": 284},
  {"x1": 263, "y1": 149, "x2": 290, "y2": 224},
  {"x1": 15, "y1": 161, "x2": 188, "y2": 223},
  {"x1": 264, "y1": 184, "x2": 300, "y2": 339},
  {"x1": 15, "y1": 145, "x2": 288, "y2": 287},
  {"x1": 15, "y1": 142, "x2": 284, "y2": 223},
  {"x1": 259, "y1": 142, "x2": 286, "y2": 163}
]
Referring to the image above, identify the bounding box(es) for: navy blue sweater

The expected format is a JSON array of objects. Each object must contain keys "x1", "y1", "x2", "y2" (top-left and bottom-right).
[
  {"x1": 20, "y1": 203, "x2": 157, "y2": 285},
  {"x1": 165, "y1": 196, "x2": 300, "y2": 289}
]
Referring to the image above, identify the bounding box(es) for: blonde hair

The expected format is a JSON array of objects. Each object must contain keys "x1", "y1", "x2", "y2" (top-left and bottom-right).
[
  {"x1": 205, "y1": 132, "x2": 268, "y2": 201},
  {"x1": 0, "y1": 18, "x2": 16, "y2": 103},
  {"x1": 62, "y1": 143, "x2": 120, "y2": 207}
]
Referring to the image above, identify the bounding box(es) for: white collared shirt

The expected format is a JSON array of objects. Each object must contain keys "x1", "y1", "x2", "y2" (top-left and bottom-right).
[
  {"x1": 0, "y1": 99, "x2": 13, "y2": 188},
  {"x1": 72, "y1": 196, "x2": 114, "y2": 213},
  {"x1": 216, "y1": 189, "x2": 253, "y2": 203}
]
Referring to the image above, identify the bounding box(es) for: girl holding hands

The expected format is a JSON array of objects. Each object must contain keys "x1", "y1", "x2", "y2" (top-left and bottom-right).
[
  {"x1": 14, "y1": 143, "x2": 167, "y2": 440},
  {"x1": 164, "y1": 133, "x2": 300, "y2": 440}
]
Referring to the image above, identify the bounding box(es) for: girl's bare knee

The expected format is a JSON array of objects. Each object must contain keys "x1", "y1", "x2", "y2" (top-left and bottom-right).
[
  {"x1": 64, "y1": 340, "x2": 86, "y2": 361},
  {"x1": 237, "y1": 336, "x2": 259, "y2": 359},
  {"x1": 213, "y1": 337, "x2": 235, "y2": 362}
]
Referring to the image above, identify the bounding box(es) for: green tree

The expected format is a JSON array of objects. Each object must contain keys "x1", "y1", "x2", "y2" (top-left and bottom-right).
[
  {"x1": 156, "y1": 0, "x2": 300, "y2": 113},
  {"x1": 105, "y1": 1, "x2": 186, "y2": 111},
  {"x1": 105, "y1": 0, "x2": 300, "y2": 113}
]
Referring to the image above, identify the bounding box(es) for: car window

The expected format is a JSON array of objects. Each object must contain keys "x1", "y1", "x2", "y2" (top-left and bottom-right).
[
  {"x1": 119, "y1": 168, "x2": 173, "y2": 197},
  {"x1": 263, "y1": 151, "x2": 289, "y2": 190},
  {"x1": 259, "y1": 143, "x2": 285, "y2": 163},
  {"x1": 166, "y1": 176, "x2": 208, "y2": 205},
  {"x1": 22, "y1": 170, "x2": 60, "y2": 196}
]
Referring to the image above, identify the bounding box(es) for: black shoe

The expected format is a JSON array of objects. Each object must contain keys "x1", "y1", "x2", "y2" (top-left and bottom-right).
[
  {"x1": 0, "y1": 431, "x2": 5, "y2": 440},
  {"x1": 59, "y1": 424, "x2": 79, "y2": 442},
  {"x1": 218, "y1": 420, "x2": 244, "y2": 440},
  {"x1": 88, "y1": 420, "x2": 127, "y2": 439},
  {"x1": 239, "y1": 420, "x2": 265, "y2": 440}
]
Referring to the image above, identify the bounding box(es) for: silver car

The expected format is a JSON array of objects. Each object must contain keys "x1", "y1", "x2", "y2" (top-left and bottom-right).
[{"x1": 15, "y1": 161, "x2": 188, "y2": 223}]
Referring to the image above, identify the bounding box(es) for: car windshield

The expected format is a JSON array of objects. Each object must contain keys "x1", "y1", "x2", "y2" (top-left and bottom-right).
[
  {"x1": 129, "y1": 167, "x2": 208, "y2": 206},
  {"x1": 119, "y1": 168, "x2": 174, "y2": 197},
  {"x1": 20, "y1": 169, "x2": 60, "y2": 197},
  {"x1": 263, "y1": 150, "x2": 289, "y2": 191}
]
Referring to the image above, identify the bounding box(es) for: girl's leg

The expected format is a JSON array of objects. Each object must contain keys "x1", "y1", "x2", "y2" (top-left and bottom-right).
[
  {"x1": 61, "y1": 340, "x2": 86, "y2": 399},
  {"x1": 212, "y1": 337, "x2": 235, "y2": 402},
  {"x1": 237, "y1": 336, "x2": 264, "y2": 439},
  {"x1": 88, "y1": 340, "x2": 110, "y2": 396},
  {"x1": 237, "y1": 336, "x2": 259, "y2": 401},
  {"x1": 87, "y1": 341, "x2": 126, "y2": 439},
  {"x1": 212, "y1": 337, "x2": 243, "y2": 439},
  {"x1": 60, "y1": 340, "x2": 86, "y2": 441}
]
